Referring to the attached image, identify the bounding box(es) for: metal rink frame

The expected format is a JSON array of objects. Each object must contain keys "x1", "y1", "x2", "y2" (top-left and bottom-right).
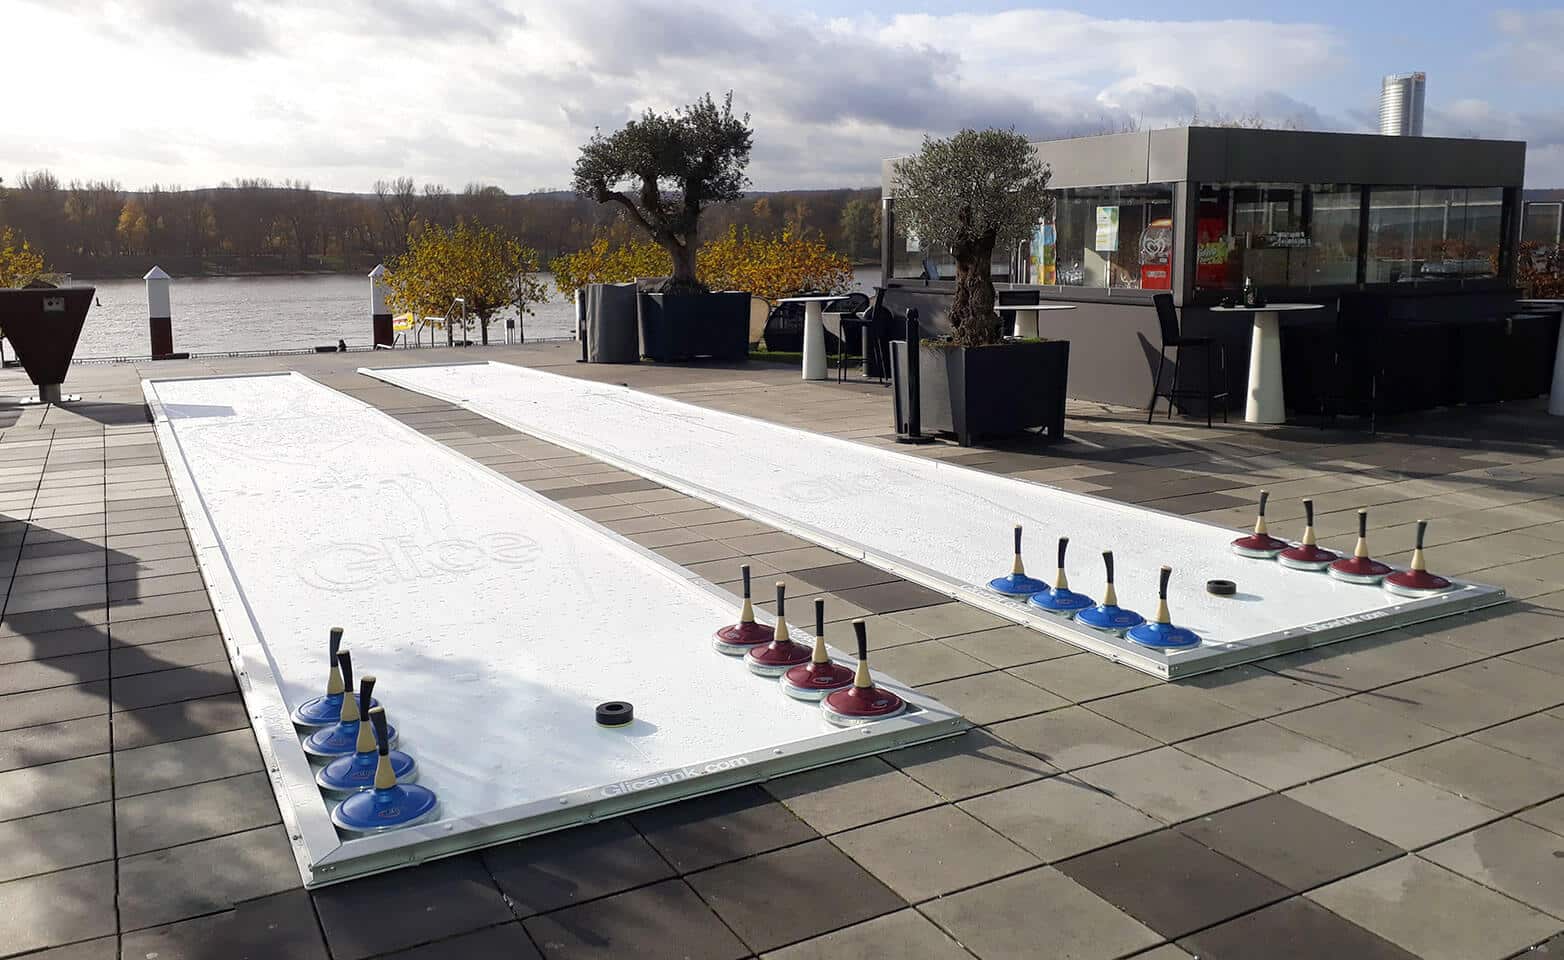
[
  {"x1": 142, "y1": 372, "x2": 966, "y2": 888},
  {"x1": 362, "y1": 361, "x2": 1508, "y2": 681}
]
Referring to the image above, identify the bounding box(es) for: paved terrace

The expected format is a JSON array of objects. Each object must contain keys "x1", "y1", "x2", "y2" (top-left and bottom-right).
[{"x1": 3, "y1": 342, "x2": 1564, "y2": 960}]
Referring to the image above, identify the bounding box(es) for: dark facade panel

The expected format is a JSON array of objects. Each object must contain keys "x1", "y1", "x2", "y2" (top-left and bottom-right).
[{"x1": 1186, "y1": 127, "x2": 1525, "y2": 187}]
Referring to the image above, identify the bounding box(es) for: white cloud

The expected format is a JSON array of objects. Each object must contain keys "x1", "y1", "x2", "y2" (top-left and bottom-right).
[{"x1": 3, "y1": 1, "x2": 1560, "y2": 191}]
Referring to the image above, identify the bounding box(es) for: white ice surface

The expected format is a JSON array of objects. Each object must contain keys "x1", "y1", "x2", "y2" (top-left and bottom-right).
[
  {"x1": 366, "y1": 362, "x2": 1502, "y2": 674},
  {"x1": 145, "y1": 373, "x2": 951, "y2": 835}
]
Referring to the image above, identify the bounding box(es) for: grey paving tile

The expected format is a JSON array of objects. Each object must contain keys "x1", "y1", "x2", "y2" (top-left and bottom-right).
[
  {"x1": 763, "y1": 756, "x2": 941, "y2": 834},
  {"x1": 1286, "y1": 763, "x2": 1499, "y2": 849},
  {"x1": 115, "y1": 728, "x2": 263, "y2": 797},
  {"x1": 886, "y1": 603, "x2": 1010, "y2": 639},
  {"x1": 0, "y1": 754, "x2": 111, "y2": 822},
  {"x1": 1471, "y1": 712, "x2": 1564, "y2": 769},
  {"x1": 833, "y1": 581, "x2": 951, "y2": 615},
  {"x1": 1270, "y1": 695, "x2": 1451, "y2": 762},
  {"x1": 921, "y1": 866, "x2": 1161, "y2": 960},
  {"x1": 884, "y1": 728, "x2": 1055, "y2": 800},
  {"x1": 870, "y1": 639, "x2": 990, "y2": 686},
  {"x1": 831, "y1": 805, "x2": 1039, "y2": 902},
  {"x1": 990, "y1": 705, "x2": 1160, "y2": 772},
  {"x1": 1087, "y1": 684, "x2": 1256, "y2": 744},
  {"x1": 1010, "y1": 653, "x2": 1159, "y2": 702},
  {"x1": 0, "y1": 679, "x2": 109, "y2": 731},
  {"x1": 1177, "y1": 794, "x2": 1400, "y2": 892},
  {"x1": 631, "y1": 784, "x2": 817, "y2": 873},
  {"x1": 117, "y1": 825, "x2": 300, "y2": 930},
  {"x1": 1308, "y1": 855, "x2": 1562, "y2": 960},
  {"x1": 522, "y1": 878, "x2": 748, "y2": 960},
  {"x1": 959, "y1": 774, "x2": 1162, "y2": 862},
  {"x1": 108, "y1": 571, "x2": 206, "y2": 601},
  {"x1": 109, "y1": 589, "x2": 213, "y2": 623},
  {"x1": 112, "y1": 692, "x2": 250, "y2": 749},
  {"x1": 1518, "y1": 797, "x2": 1564, "y2": 838},
  {"x1": 1057, "y1": 830, "x2": 1290, "y2": 940},
  {"x1": 1179, "y1": 896, "x2": 1419, "y2": 960},
  {"x1": 109, "y1": 610, "x2": 219, "y2": 646},
  {"x1": 1185, "y1": 673, "x2": 1338, "y2": 728},
  {"x1": 0, "y1": 862, "x2": 115, "y2": 956},
  {"x1": 0, "y1": 715, "x2": 108, "y2": 772},
  {"x1": 482, "y1": 818, "x2": 675, "y2": 917},
  {"x1": 0, "y1": 801, "x2": 113, "y2": 883},
  {"x1": 761, "y1": 909, "x2": 968, "y2": 960},
  {"x1": 941, "y1": 624, "x2": 1079, "y2": 668},
  {"x1": 0, "y1": 623, "x2": 108, "y2": 667},
  {"x1": 111, "y1": 661, "x2": 236, "y2": 712},
  {"x1": 1404, "y1": 604, "x2": 1564, "y2": 656},
  {"x1": 788, "y1": 562, "x2": 900, "y2": 594},
  {"x1": 0, "y1": 650, "x2": 109, "y2": 696},
  {"x1": 1178, "y1": 720, "x2": 1362, "y2": 790},
  {"x1": 314, "y1": 854, "x2": 515, "y2": 960},
  {"x1": 916, "y1": 670, "x2": 1068, "y2": 725},
  {"x1": 9, "y1": 936, "x2": 117, "y2": 960},
  {"x1": 690, "y1": 839, "x2": 905, "y2": 952},
  {"x1": 1423, "y1": 819, "x2": 1564, "y2": 917},
  {"x1": 1384, "y1": 737, "x2": 1564, "y2": 812},
  {"x1": 107, "y1": 554, "x2": 198, "y2": 584},
  {"x1": 116, "y1": 771, "x2": 281, "y2": 856},
  {"x1": 108, "y1": 633, "x2": 225, "y2": 677},
  {"x1": 1074, "y1": 746, "x2": 1268, "y2": 824},
  {"x1": 377, "y1": 923, "x2": 541, "y2": 960},
  {"x1": 1264, "y1": 631, "x2": 1483, "y2": 694}
]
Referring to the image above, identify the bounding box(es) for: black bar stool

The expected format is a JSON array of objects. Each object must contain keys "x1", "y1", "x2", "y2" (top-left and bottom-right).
[{"x1": 1147, "y1": 293, "x2": 1229, "y2": 427}]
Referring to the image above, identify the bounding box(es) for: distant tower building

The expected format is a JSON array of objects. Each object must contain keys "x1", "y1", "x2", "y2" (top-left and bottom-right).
[{"x1": 1379, "y1": 72, "x2": 1426, "y2": 136}]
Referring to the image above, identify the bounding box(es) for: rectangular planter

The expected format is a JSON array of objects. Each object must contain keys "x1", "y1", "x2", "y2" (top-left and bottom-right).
[
  {"x1": 637, "y1": 291, "x2": 750, "y2": 362},
  {"x1": 896, "y1": 339, "x2": 1070, "y2": 446}
]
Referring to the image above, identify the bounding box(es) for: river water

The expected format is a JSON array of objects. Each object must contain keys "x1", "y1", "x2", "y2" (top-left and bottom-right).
[{"x1": 67, "y1": 270, "x2": 881, "y2": 360}]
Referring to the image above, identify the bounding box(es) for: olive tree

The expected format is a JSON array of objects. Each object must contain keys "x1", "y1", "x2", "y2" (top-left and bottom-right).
[
  {"x1": 893, "y1": 129, "x2": 1051, "y2": 346},
  {"x1": 572, "y1": 93, "x2": 752, "y2": 294}
]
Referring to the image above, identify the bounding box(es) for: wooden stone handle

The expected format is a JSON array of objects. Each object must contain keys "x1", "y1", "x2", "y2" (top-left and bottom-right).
[
  {"x1": 853, "y1": 618, "x2": 868, "y2": 662},
  {"x1": 1057, "y1": 536, "x2": 1069, "y2": 568},
  {"x1": 1159, "y1": 566, "x2": 1172, "y2": 599},
  {"x1": 368, "y1": 706, "x2": 390, "y2": 756},
  {"x1": 1103, "y1": 550, "x2": 1115, "y2": 583}
]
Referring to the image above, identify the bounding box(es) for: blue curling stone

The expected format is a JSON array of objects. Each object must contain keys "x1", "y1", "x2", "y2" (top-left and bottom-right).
[
  {"x1": 332, "y1": 783, "x2": 440, "y2": 834},
  {"x1": 292, "y1": 693, "x2": 379, "y2": 729},
  {"x1": 1126, "y1": 621, "x2": 1201, "y2": 649},
  {"x1": 1074, "y1": 603, "x2": 1146, "y2": 634},
  {"x1": 987, "y1": 573, "x2": 1049, "y2": 597},
  {"x1": 303, "y1": 718, "x2": 397, "y2": 759},
  {"x1": 317, "y1": 749, "x2": 418, "y2": 795},
  {"x1": 1029, "y1": 587, "x2": 1094, "y2": 616}
]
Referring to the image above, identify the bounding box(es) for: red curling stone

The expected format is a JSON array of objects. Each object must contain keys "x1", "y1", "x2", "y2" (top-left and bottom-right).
[{"x1": 781, "y1": 660, "x2": 855, "y2": 701}]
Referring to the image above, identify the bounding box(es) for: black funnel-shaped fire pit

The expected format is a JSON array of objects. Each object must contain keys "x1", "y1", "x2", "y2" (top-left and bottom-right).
[{"x1": 0, "y1": 287, "x2": 93, "y2": 404}]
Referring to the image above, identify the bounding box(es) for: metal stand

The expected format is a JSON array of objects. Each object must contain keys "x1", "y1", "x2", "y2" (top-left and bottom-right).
[
  {"x1": 896, "y1": 309, "x2": 935, "y2": 445},
  {"x1": 19, "y1": 383, "x2": 80, "y2": 405}
]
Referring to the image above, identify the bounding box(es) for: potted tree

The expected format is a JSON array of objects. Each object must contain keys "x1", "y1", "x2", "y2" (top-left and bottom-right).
[
  {"x1": 572, "y1": 93, "x2": 753, "y2": 362},
  {"x1": 892, "y1": 129, "x2": 1067, "y2": 445}
]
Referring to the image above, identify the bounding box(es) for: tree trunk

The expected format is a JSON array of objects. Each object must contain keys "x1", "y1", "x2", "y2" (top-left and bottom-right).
[
  {"x1": 949, "y1": 232, "x2": 999, "y2": 346},
  {"x1": 668, "y1": 238, "x2": 699, "y2": 288}
]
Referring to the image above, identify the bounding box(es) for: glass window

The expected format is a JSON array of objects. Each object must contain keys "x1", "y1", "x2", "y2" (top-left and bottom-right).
[
  {"x1": 887, "y1": 200, "x2": 1015, "y2": 282},
  {"x1": 1366, "y1": 187, "x2": 1500, "y2": 283},
  {"x1": 1194, "y1": 183, "x2": 1360, "y2": 293},
  {"x1": 1045, "y1": 184, "x2": 1174, "y2": 290},
  {"x1": 1524, "y1": 202, "x2": 1562, "y2": 249}
]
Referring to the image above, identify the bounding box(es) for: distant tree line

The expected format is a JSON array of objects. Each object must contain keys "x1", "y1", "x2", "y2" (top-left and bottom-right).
[{"x1": 0, "y1": 171, "x2": 880, "y2": 279}]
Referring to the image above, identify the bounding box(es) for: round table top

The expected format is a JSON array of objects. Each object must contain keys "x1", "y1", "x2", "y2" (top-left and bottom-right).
[
  {"x1": 1210, "y1": 302, "x2": 1325, "y2": 313},
  {"x1": 1518, "y1": 299, "x2": 1564, "y2": 305},
  {"x1": 776, "y1": 295, "x2": 852, "y2": 303},
  {"x1": 993, "y1": 303, "x2": 1078, "y2": 311}
]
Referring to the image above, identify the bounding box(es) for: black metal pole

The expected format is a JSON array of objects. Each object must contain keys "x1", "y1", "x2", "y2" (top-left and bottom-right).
[{"x1": 896, "y1": 308, "x2": 935, "y2": 445}]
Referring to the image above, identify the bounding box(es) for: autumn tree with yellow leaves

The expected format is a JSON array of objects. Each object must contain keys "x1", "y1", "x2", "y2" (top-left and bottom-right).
[
  {"x1": 0, "y1": 227, "x2": 47, "y2": 288},
  {"x1": 385, "y1": 220, "x2": 548, "y2": 345},
  {"x1": 551, "y1": 227, "x2": 853, "y2": 304}
]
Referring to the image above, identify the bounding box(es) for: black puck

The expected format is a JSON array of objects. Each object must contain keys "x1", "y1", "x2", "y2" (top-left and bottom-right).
[
  {"x1": 1206, "y1": 579, "x2": 1237, "y2": 596},
  {"x1": 596, "y1": 701, "x2": 634, "y2": 726}
]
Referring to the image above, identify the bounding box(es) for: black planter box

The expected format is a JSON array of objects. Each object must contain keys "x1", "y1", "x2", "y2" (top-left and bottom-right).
[
  {"x1": 0, "y1": 287, "x2": 93, "y2": 389},
  {"x1": 896, "y1": 339, "x2": 1070, "y2": 446},
  {"x1": 637, "y1": 291, "x2": 750, "y2": 362}
]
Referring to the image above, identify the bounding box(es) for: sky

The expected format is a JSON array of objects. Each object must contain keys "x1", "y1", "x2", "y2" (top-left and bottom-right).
[{"x1": 5, "y1": 0, "x2": 1564, "y2": 193}]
